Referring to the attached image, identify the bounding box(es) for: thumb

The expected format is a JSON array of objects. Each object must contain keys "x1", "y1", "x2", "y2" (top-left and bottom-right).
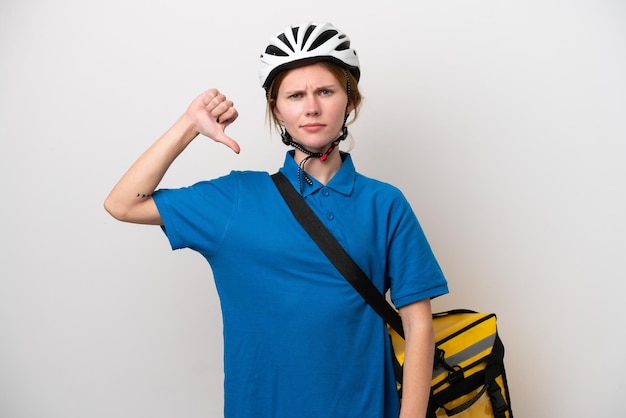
[{"x1": 213, "y1": 130, "x2": 241, "y2": 154}]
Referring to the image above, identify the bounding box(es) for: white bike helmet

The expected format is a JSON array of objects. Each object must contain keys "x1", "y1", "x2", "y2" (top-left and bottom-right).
[{"x1": 259, "y1": 22, "x2": 360, "y2": 90}]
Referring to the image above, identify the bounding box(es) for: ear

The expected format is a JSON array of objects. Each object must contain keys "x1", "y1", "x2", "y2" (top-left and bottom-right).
[
  {"x1": 272, "y1": 106, "x2": 283, "y2": 122},
  {"x1": 346, "y1": 101, "x2": 355, "y2": 115}
]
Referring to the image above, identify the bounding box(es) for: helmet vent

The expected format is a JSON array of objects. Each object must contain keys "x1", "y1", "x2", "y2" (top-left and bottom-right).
[
  {"x1": 265, "y1": 45, "x2": 288, "y2": 56},
  {"x1": 336, "y1": 40, "x2": 351, "y2": 51},
  {"x1": 276, "y1": 33, "x2": 294, "y2": 53},
  {"x1": 308, "y1": 29, "x2": 338, "y2": 52},
  {"x1": 301, "y1": 25, "x2": 316, "y2": 50}
]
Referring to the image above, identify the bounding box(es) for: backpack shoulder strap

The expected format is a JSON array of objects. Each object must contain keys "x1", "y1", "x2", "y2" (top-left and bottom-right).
[{"x1": 271, "y1": 171, "x2": 405, "y2": 337}]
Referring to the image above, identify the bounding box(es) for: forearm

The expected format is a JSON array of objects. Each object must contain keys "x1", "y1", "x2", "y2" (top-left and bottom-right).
[
  {"x1": 105, "y1": 89, "x2": 239, "y2": 224},
  {"x1": 399, "y1": 300, "x2": 435, "y2": 418},
  {"x1": 104, "y1": 113, "x2": 198, "y2": 223}
]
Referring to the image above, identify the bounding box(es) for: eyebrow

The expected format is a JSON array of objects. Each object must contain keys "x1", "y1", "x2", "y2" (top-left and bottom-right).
[{"x1": 282, "y1": 84, "x2": 338, "y2": 96}]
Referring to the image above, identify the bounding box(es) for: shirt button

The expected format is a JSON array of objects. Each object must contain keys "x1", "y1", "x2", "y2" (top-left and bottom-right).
[
  {"x1": 326, "y1": 212, "x2": 335, "y2": 220},
  {"x1": 322, "y1": 189, "x2": 330, "y2": 197}
]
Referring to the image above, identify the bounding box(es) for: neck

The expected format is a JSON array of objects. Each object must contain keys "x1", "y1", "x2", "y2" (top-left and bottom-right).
[{"x1": 293, "y1": 148, "x2": 342, "y2": 185}]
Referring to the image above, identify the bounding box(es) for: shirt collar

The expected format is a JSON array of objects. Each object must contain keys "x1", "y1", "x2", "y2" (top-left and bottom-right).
[{"x1": 279, "y1": 150, "x2": 356, "y2": 197}]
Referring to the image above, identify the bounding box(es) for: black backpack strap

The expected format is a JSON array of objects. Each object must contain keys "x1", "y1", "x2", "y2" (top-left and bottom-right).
[
  {"x1": 484, "y1": 336, "x2": 511, "y2": 418},
  {"x1": 271, "y1": 172, "x2": 405, "y2": 337}
]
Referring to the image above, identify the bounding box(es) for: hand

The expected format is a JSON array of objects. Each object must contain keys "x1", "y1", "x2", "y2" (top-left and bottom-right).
[{"x1": 186, "y1": 89, "x2": 241, "y2": 153}]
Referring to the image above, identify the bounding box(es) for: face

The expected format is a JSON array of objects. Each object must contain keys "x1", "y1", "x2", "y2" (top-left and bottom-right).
[{"x1": 273, "y1": 63, "x2": 353, "y2": 153}]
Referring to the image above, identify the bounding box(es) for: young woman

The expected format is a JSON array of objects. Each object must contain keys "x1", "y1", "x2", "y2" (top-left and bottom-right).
[{"x1": 105, "y1": 22, "x2": 448, "y2": 418}]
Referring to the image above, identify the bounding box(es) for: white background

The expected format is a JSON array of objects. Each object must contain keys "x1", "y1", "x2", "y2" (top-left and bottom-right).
[{"x1": 1, "y1": 1, "x2": 624, "y2": 417}]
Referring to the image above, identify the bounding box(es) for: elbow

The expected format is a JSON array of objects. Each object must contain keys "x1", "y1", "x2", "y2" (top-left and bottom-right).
[
  {"x1": 103, "y1": 194, "x2": 161, "y2": 225},
  {"x1": 103, "y1": 196, "x2": 127, "y2": 222}
]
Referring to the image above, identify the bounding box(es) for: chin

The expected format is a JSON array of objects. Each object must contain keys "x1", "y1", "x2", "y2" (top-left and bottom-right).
[{"x1": 295, "y1": 133, "x2": 339, "y2": 149}]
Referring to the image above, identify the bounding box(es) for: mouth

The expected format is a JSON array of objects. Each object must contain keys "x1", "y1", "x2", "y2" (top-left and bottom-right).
[{"x1": 300, "y1": 123, "x2": 326, "y2": 133}]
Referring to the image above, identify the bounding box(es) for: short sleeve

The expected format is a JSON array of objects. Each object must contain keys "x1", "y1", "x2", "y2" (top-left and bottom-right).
[
  {"x1": 152, "y1": 173, "x2": 241, "y2": 256},
  {"x1": 386, "y1": 191, "x2": 449, "y2": 308}
]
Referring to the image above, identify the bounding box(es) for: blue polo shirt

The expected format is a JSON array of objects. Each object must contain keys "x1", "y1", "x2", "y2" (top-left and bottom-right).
[{"x1": 152, "y1": 151, "x2": 448, "y2": 418}]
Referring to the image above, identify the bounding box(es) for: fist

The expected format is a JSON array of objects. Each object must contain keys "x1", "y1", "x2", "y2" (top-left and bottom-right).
[{"x1": 186, "y1": 89, "x2": 240, "y2": 153}]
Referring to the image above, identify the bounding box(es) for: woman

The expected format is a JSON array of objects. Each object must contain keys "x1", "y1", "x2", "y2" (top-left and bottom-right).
[{"x1": 105, "y1": 22, "x2": 448, "y2": 418}]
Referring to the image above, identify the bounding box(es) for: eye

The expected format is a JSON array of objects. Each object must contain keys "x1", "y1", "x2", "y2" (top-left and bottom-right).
[{"x1": 319, "y1": 89, "x2": 332, "y2": 96}]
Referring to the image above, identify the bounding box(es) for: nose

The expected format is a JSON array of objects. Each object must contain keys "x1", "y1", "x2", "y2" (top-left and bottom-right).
[{"x1": 305, "y1": 96, "x2": 321, "y2": 116}]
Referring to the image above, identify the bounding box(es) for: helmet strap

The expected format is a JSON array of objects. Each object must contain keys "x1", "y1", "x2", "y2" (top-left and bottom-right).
[{"x1": 280, "y1": 126, "x2": 346, "y2": 193}]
